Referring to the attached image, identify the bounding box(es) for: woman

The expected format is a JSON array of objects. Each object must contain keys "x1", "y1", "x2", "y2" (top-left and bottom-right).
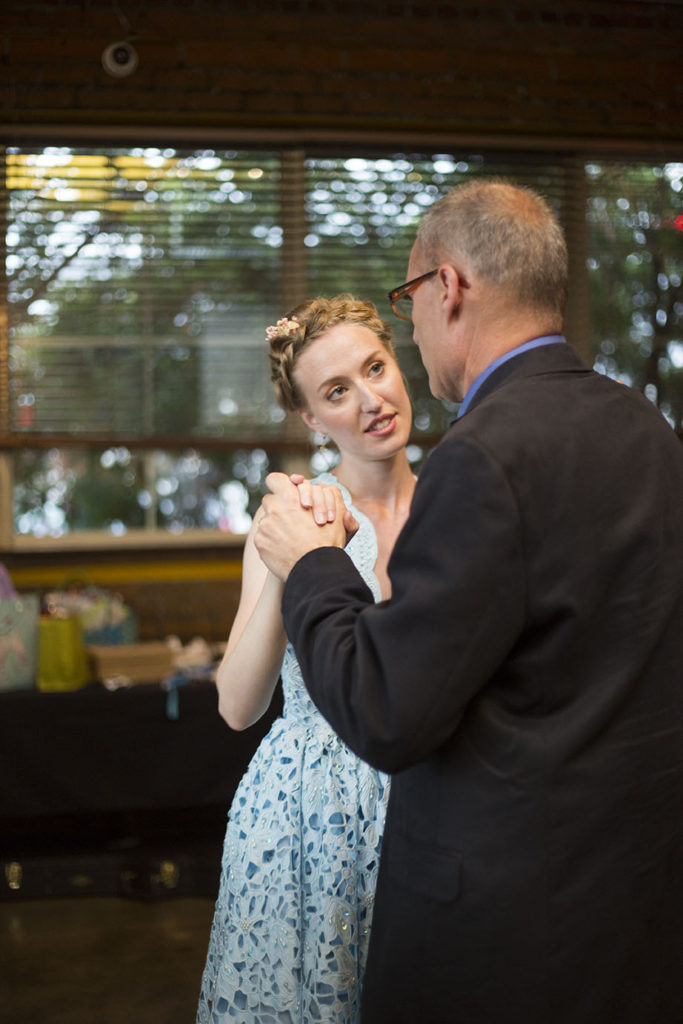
[{"x1": 197, "y1": 295, "x2": 416, "y2": 1023}]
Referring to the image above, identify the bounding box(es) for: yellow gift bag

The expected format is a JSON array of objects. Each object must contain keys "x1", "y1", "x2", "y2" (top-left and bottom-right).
[{"x1": 37, "y1": 615, "x2": 89, "y2": 692}]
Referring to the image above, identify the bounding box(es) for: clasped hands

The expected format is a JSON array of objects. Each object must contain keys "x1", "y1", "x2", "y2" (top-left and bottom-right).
[{"x1": 254, "y1": 473, "x2": 359, "y2": 581}]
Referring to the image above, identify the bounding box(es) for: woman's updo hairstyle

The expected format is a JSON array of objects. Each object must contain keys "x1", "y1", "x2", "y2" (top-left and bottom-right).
[{"x1": 267, "y1": 294, "x2": 395, "y2": 413}]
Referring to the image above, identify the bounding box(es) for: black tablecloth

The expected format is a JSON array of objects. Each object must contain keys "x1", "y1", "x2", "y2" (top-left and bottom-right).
[{"x1": 0, "y1": 679, "x2": 281, "y2": 826}]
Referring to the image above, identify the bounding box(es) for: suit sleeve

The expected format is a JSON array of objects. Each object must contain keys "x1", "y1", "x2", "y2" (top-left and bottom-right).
[{"x1": 282, "y1": 435, "x2": 526, "y2": 772}]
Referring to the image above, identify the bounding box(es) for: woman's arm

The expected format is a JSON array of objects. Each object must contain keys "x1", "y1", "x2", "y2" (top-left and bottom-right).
[
  {"x1": 217, "y1": 480, "x2": 353, "y2": 730},
  {"x1": 216, "y1": 513, "x2": 287, "y2": 731}
]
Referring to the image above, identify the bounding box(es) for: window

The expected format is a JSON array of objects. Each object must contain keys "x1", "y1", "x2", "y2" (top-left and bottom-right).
[
  {"x1": 2, "y1": 144, "x2": 681, "y2": 545},
  {"x1": 4, "y1": 146, "x2": 286, "y2": 541},
  {"x1": 585, "y1": 160, "x2": 683, "y2": 425}
]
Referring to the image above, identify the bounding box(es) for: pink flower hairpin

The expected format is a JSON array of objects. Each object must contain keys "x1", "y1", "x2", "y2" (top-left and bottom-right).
[{"x1": 265, "y1": 316, "x2": 299, "y2": 341}]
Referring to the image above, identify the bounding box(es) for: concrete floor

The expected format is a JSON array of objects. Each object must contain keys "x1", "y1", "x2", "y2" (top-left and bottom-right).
[{"x1": 0, "y1": 895, "x2": 215, "y2": 1023}]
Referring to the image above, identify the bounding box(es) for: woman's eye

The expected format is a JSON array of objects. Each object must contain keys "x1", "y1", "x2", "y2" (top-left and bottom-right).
[
  {"x1": 328, "y1": 385, "x2": 346, "y2": 400},
  {"x1": 369, "y1": 362, "x2": 384, "y2": 377}
]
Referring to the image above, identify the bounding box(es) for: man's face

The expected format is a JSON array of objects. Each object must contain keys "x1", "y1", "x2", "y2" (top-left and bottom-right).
[{"x1": 407, "y1": 242, "x2": 464, "y2": 403}]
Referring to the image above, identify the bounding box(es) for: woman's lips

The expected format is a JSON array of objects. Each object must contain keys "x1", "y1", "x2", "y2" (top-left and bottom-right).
[{"x1": 365, "y1": 413, "x2": 396, "y2": 435}]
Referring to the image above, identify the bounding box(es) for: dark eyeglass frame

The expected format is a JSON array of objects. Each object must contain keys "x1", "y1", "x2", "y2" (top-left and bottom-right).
[{"x1": 387, "y1": 269, "x2": 438, "y2": 322}]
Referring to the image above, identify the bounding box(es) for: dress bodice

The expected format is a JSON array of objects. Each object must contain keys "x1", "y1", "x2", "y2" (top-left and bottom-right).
[{"x1": 280, "y1": 473, "x2": 381, "y2": 729}]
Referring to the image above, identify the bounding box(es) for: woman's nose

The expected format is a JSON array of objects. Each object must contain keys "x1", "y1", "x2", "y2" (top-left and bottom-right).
[{"x1": 359, "y1": 384, "x2": 382, "y2": 412}]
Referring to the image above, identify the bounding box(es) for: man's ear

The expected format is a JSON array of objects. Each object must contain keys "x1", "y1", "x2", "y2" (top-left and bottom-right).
[{"x1": 439, "y1": 263, "x2": 468, "y2": 318}]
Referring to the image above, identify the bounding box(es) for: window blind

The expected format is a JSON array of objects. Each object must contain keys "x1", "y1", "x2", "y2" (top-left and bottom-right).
[{"x1": 5, "y1": 146, "x2": 284, "y2": 440}]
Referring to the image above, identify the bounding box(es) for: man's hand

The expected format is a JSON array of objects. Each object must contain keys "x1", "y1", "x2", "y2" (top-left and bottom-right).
[{"x1": 254, "y1": 473, "x2": 358, "y2": 581}]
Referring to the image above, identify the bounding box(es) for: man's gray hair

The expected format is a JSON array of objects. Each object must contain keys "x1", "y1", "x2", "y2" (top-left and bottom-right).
[{"x1": 417, "y1": 179, "x2": 568, "y2": 321}]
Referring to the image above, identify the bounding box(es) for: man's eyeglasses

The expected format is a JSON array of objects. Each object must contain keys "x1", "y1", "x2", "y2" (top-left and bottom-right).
[{"x1": 388, "y1": 269, "x2": 437, "y2": 322}]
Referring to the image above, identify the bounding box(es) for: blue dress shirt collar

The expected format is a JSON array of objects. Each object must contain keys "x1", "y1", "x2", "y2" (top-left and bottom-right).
[{"x1": 456, "y1": 335, "x2": 566, "y2": 418}]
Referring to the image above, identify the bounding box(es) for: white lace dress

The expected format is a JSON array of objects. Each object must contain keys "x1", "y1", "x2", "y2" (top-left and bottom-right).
[{"x1": 197, "y1": 475, "x2": 389, "y2": 1023}]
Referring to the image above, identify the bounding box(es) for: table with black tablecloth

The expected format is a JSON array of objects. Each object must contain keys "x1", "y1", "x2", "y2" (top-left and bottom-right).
[{"x1": 0, "y1": 680, "x2": 282, "y2": 898}]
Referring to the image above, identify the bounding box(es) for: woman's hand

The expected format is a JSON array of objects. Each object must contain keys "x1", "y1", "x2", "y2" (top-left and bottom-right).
[
  {"x1": 289, "y1": 473, "x2": 339, "y2": 524},
  {"x1": 289, "y1": 474, "x2": 358, "y2": 538}
]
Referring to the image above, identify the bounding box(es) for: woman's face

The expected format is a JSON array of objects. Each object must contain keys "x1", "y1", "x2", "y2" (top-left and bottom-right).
[{"x1": 293, "y1": 321, "x2": 412, "y2": 462}]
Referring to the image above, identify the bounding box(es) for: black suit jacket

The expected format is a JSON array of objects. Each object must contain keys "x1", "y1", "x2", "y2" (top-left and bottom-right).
[{"x1": 282, "y1": 344, "x2": 683, "y2": 1024}]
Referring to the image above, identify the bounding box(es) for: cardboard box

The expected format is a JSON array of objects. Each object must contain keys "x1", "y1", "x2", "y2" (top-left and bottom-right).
[{"x1": 87, "y1": 642, "x2": 174, "y2": 684}]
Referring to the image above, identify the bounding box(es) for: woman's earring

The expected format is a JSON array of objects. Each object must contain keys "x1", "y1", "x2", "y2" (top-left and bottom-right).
[{"x1": 313, "y1": 431, "x2": 335, "y2": 471}]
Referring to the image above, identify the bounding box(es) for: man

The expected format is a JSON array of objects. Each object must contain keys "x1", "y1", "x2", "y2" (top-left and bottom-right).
[{"x1": 255, "y1": 180, "x2": 683, "y2": 1023}]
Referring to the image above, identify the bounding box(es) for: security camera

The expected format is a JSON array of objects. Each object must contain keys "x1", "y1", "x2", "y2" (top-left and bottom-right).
[{"x1": 102, "y1": 41, "x2": 139, "y2": 78}]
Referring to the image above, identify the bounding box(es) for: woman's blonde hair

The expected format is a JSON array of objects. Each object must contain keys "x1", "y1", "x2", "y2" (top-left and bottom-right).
[{"x1": 268, "y1": 294, "x2": 396, "y2": 412}]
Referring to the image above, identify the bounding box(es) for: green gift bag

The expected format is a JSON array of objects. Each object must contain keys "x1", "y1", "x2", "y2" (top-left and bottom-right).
[
  {"x1": 37, "y1": 615, "x2": 89, "y2": 692},
  {"x1": 0, "y1": 594, "x2": 40, "y2": 692}
]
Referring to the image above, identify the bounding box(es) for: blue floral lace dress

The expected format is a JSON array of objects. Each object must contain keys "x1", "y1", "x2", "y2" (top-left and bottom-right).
[{"x1": 197, "y1": 475, "x2": 389, "y2": 1024}]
